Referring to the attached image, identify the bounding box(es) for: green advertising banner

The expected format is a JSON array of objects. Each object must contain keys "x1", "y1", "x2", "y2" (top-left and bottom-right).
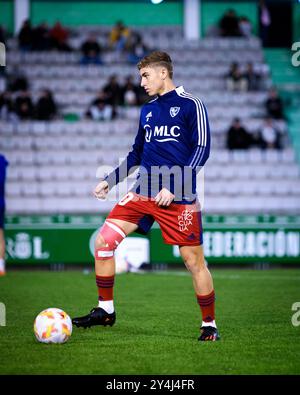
[
  {"x1": 151, "y1": 215, "x2": 300, "y2": 265},
  {"x1": 5, "y1": 215, "x2": 105, "y2": 265},
  {"x1": 5, "y1": 215, "x2": 300, "y2": 265}
]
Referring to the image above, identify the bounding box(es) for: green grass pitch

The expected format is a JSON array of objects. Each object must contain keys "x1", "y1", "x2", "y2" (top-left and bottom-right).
[{"x1": 0, "y1": 268, "x2": 299, "y2": 375}]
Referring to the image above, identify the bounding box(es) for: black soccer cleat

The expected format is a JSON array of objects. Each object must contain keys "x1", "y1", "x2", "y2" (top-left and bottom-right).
[
  {"x1": 72, "y1": 307, "x2": 116, "y2": 329},
  {"x1": 198, "y1": 326, "x2": 220, "y2": 341}
]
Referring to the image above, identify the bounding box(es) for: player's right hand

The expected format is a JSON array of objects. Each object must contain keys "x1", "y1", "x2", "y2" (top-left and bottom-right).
[{"x1": 94, "y1": 180, "x2": 109, "y2": 200}]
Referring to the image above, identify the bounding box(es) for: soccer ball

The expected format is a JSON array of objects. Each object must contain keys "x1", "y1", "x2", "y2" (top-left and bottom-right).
[{"x1": 34, "y1": 308, "x2": 72, "y2": 344}]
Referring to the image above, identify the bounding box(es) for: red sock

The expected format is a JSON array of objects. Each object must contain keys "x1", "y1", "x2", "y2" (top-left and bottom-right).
[
  {"x1": 196, "y1": 290, "x2": 215, "y2": 322},
  {"x1": 96, "y1": 275, "x2": 115, "y2": 301}
]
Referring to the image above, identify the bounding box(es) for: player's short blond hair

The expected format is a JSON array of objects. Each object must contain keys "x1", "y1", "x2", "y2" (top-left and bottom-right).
[{"x1": 137, "y1": 51, "x2": 173, "y2": 79}]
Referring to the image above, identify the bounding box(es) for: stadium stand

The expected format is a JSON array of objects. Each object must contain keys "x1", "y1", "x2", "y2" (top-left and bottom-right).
[{"x1": 1, "y1": 26, "x2": 300, "y2": 215}]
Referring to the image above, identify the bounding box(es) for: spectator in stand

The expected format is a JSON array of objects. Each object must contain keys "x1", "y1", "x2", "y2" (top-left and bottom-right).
[
  {"x1": 50, "y1": 21, "x2": 72, "y2": 52},
  {"x1": 243, "y1": 62, "x2": 261, "y2": 91},
  {"x1": 80, "y1": 33, "x2": 102, "y2": 65},
  {"x1": 109, "y1": 21, "x2": 130, "y2": 52},
  {"x1": 239, "y1": 16, "x2": 252, "y2": 38},
  {"x1": 15, "y1": 90, "x2": 34, "y2": 120},
  {"x1": 121, "y1": 76, "x2": 139, "y2": 106},
  {"x1": 103, "y1": 75, "x2": 122, "y2": 114},
  {"x1": 126, "y1": 31, "x2": 148, "y2": 64},
  {"x1": 32, "y1": 22, "x2": 51, "y2": 51},
  {"x1": 259, "y1": 0, "x2": 271, "y2": 47},
  {"x1": 258, "y1": 117, "x2": 281, "y2": 149},
  {"x1": 226, "y1": 118, "x2": 253, "y2": 150},
  {"x1": 86, "y1": 90, "x2": 113, "y2": 121},
  {"x1": 219, "y1": 9, "x2": 241, "y2": 37},
  {"x1": 7, "y1": 67, "x2": 29, "y2": 92},
  {"x1": 226, "y1": 62, "x2": 247, "y2": 92},
  {"x1": 18, "y1": 19, "x2": 33, "y2": 51},
  {"x1": 0, "y1": 91, "x2": 16, "y2": 121},
  {"x1": 35, "y1": 89, "x2": 57, "y2": 120},
  {"x1": 265, "y1": 87, "x2": 284, "y2": 120}
]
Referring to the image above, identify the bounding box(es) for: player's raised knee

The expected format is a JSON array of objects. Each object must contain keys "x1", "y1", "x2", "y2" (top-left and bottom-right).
[{"x1": 94, "y1": 220, "x2": 126, "y2": 260}]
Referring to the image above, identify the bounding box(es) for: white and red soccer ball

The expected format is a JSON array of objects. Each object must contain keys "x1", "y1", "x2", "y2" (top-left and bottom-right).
[{"x1": 34, "y1": 308, "x2": 72, "y2": 344}]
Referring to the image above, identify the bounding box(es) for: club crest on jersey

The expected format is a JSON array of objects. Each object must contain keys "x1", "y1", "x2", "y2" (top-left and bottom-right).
[{"x1": 170, "y1": 107, "x2": 180, "y2": 118}]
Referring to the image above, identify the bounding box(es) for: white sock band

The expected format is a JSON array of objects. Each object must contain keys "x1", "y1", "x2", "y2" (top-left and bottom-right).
[
  {"x1": 201, "y1": 320, "x2": 216, "y2": 328},
  {"x1": 98, "y1": 300, "x2": 114, "y2": 314}
]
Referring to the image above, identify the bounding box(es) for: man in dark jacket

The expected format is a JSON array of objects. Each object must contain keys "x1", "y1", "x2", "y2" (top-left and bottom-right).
[{"x1": 226, "y1": 118, "x2": 253, "y2": 149}]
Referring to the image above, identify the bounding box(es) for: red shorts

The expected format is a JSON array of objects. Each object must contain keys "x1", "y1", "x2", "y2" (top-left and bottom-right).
[{"x1": 106, "y1": 192, "x2": 203, "y2": 246}]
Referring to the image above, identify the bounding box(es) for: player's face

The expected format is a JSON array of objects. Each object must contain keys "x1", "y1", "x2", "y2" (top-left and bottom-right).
[{"x1": 140, "y1": 66, "x2": 165, "y2": 96}]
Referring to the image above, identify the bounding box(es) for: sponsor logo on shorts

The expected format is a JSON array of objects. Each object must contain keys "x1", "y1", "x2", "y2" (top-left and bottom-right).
[{"x1": 178, "y1": 209, "x2": 194, "y2": 232}]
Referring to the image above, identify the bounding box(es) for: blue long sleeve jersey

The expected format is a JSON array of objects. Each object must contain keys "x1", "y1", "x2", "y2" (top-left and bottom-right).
[{"x1": 104, "y1": 86, "x2": 211, "y2": 204}]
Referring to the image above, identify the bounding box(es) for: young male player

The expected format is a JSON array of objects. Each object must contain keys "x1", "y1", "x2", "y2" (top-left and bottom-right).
[{"x1": 73, "y1": 51, "x2": 220, "y2": 341}]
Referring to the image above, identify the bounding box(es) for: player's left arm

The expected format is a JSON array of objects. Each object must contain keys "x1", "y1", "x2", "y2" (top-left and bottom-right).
[
  {"x1": 181, "y1": 99, "x2": 211, "y2": 200},
  {"x1": 187, "y1": 99, "x2": 211, "y2": 170}
]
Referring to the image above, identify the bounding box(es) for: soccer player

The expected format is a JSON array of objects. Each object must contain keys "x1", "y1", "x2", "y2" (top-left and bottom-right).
[{"x1": 73, "y1": 51, "x2": 220, "y2": 341}]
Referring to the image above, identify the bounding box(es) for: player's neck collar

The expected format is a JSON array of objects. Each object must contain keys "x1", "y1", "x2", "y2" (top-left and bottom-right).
[
  {"x1": 157, "y1": 86, "x2": 185, "y2": 100},
  {"x1": 175, "y1": 86, "x2": 185, "y2": 94}
]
